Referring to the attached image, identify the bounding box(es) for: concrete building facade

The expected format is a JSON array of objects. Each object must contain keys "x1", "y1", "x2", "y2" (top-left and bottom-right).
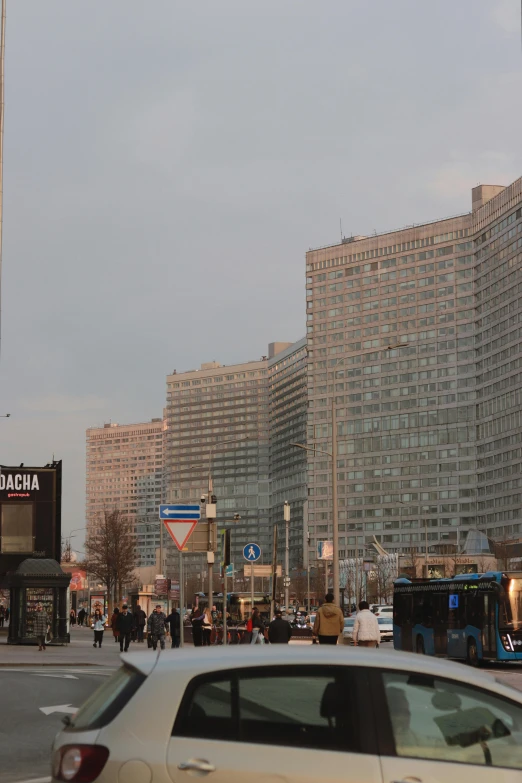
[
  {"x1": 86, "y1": 419, "x2": 164, "y2": 567},
  {"x1": 268, "y1": 338, "x2": 308, "y2": 571},
  {"x1": 164, "y1": 356, "x2": 271, "y2": 577},
  {"x1": 305, "y1": 202, "x2": 477, "y2": 567}
]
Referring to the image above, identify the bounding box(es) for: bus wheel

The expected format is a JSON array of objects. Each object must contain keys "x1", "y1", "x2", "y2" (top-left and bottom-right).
[
  {"x1": 416, "y1": 636, "x2": 425, "y2": 654},
  {"x1": 467, "y1": 638, "x2": 480, "y2": 667}
]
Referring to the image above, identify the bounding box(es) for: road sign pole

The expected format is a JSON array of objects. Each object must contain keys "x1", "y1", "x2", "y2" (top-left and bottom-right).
[
  {"x1": 223, "y1": 571, "x2": 227, "y2": 646},
  {"x1": 179, "y1": 547, "x2": 184, "y2": 648},
  {"x1": 251, "y1": 561, "x2": 254, "y2": 616}
]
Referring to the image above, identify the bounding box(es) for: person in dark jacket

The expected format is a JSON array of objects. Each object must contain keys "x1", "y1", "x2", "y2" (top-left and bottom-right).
[
  {"x1": 191, "y1": 608, "x2": 203, "y2": 647},
  {"x1": 268, "y1": 611, "x2": 293, "y2": 644},
  {"x1": 116, "y1": 604, "x2": 134, "y2": 652},
  {"x1": 166, "y1": 609, "x2": 181, "y2": 648},
  {"x1": 77, "y1": 607, "x2": 86, "y2": 627},
  {"x1": 147, "y1": 605, "x2": 167, "y2": 651},
  {"x1": 250, "y1": 607, "x2": 265, "y2": 644},
  {"x1": 134, "y1": 604, "x2": 147, "y2": 643}
]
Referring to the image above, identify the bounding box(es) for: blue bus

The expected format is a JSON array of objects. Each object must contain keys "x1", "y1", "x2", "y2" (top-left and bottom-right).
[{"x1": 393, "y1": 571, "x2": 522, "y2": 665}]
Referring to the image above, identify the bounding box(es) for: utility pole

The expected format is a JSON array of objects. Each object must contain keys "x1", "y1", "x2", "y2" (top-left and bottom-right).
[
  {"x1": 331, "y1": 399, "x2": 340, "y2": 608},
  {"x1": 206, "y1": 472, "x2": 216, "y2": 608},
  {"x1": 284, "y1": 501, "x2": 290, "y2": 609},
  {"x1": 0, "y1": 0, "x2": 5, "y2": 353}
]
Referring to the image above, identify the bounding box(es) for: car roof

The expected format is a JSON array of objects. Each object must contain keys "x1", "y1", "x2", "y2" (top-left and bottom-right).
[{"x1": 120, "y1": 647, "x2": 522, "y2": 703}]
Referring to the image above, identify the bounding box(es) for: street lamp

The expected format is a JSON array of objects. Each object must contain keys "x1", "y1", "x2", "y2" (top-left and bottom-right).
[{"x1": 283, "y1": 501, "x2": 291, "y2": 609}]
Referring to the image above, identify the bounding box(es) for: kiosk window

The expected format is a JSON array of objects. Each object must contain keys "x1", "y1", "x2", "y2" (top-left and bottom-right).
[{"x1": 1, "y1": 504, "x2": 33, "y2": 553}]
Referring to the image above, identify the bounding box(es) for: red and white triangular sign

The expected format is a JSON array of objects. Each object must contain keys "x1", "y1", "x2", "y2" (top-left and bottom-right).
[{"x1": 163, "y1": 519, "x2": 198, "y2": 551}]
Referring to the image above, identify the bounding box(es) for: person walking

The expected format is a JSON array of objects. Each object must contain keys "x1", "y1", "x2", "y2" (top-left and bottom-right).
[
  {"x1": 111, "y1": 607, "x2": 120, "y2": 644},
  {"x1": 250, "y1": 607, "x2": 265, "y2": 644},
  {"x1": 92, "y1": 608, "x2": 107, "y2": 648},
  {"x1": 77, "y1": 607, "x2": 86, "y2": 627},
  {"x1": 116, "y1": 604, "x2": 134, "y2": 652},
  {"x1": 34, "y1": 602, "x2": 51, "y2": 651},
  {"x1": 201, "y1": 607, "x2": 213, "y2": 647},
  {"x1": 166, "y1": 608, "x2": 181, "y2": 648},
  {"x1": 313, "y1": 593, "x2": 344, "y2": 645},
  {"x1": 0, "y1": 605, "x2": 5, "y2": 628},
  {"x1": 134, "y1": 604, "x2": 147, "y2": 643},
  {"x1": 69, "y1": 609, "x2": 76, "y2": 627},
  {"x1": 147, "y1": 605, "x2": 167, "y2": 651},
  {"x1": 191, "y1": 607, "x2": 203, "y2": 647},
  {"x1": 268, "y1": 610, "x2": 293, "y2": 644},
  {"x1": 353, "y1": 601, "x2": 380, "y2": 648}
]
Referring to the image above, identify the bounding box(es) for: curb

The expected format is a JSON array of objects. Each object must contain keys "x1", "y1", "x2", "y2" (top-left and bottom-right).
[{"x1": 0, "y1": 662, "x2": 103, "y2": 667}]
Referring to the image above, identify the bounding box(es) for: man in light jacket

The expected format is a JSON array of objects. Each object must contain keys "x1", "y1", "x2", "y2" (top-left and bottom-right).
[
  {"x1": 313, "y1": 593, "x2": 344, "y2": 645},
  {"x1": 353, "y1": 600, "x2": 380, "y2": 647}
]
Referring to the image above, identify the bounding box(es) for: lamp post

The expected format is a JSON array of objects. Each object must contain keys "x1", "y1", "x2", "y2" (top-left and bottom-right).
[{"x1": 284, "y1": 501, "x2": 290, "y2": 609}]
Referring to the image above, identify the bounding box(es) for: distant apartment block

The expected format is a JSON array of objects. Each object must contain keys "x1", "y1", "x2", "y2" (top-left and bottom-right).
[
  {"x1": 269, "y1": 338, "x2": 308, "y2": 570},
  {"x1": 305, "y1": 176, "x2": 522, "y2": 566},
  {"x1": 86, "y1": 419, "x2": 164, "y2": 567}
]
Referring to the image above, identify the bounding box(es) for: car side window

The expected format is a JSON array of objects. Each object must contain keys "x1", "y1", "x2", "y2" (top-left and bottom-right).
[
  {"x1": 382, "y1": 672, "x2": 522, "y2": 770},
  {"x1": 173, "y1": 666, "x2": 362, "y2": 753}
]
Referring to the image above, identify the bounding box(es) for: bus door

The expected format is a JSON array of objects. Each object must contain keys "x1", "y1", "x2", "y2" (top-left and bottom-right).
[{"x1": 482, "y1": 592, "x2": 497, "y2": 658}]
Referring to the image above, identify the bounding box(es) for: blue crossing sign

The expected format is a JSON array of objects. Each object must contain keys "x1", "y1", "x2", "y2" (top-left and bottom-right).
[
  {"x1": 159, "y1": 504, "x2": 200, "y2": 520},
  {"x1": 243, "y1": 543, "x2": 261, "y2": 562}
]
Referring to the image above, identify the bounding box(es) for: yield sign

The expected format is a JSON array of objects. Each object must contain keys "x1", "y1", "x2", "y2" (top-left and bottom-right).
[{"x1": 163, "y1": 519, "x2": 198, "y2": 551}]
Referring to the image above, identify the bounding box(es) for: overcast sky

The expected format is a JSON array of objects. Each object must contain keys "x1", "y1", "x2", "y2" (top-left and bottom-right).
[{"x1": 1, "y1": 0, "x2": 521, "y2": 549}]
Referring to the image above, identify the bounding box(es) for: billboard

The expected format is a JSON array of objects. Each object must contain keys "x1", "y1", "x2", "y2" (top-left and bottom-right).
[
  {"x1": 61, "y1": 566, "x2": 87, "y2": 591},
  {"x1": 317, "y1": 541, "x2": 333, "y2": 560}
]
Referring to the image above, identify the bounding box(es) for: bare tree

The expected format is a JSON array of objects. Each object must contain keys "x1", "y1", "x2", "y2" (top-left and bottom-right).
[
  {"x1": 82, "y1": 510, "x2": 136, "y2": 615},
  {"x1": 61, "y1": 538, "x2": 73, "y2": 563},
  {"x1": 401, "y1": 546, "x2": 422, "y2": 579}
]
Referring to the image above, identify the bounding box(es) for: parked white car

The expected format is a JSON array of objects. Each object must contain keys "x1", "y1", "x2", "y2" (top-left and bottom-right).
[
  {"x1": 377, "y1": 617, "x2": 393, "y2": 642},
  {"x1": 374, "y1": 604, "x2": 393, "y2": 617},
  {"x1": 51, "y1": 647, "x2": 522, "y2": 783}
]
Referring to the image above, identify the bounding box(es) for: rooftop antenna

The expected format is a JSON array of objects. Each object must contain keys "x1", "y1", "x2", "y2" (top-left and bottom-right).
[{"x1": 340, "y1": 218, "x2": 343, "y2": 242}]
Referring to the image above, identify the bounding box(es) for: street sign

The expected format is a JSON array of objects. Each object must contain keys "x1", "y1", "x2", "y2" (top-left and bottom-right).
[
  {"x1": 159, "y1": 504, "x2": 200, "y2": 520},
  {"x1": 243, "y1": 564, "x2": 282, "y2": 578},
  {"x1": 160, "y1": 503, "x2": 201, "y2": 551},
  {"x1": 243, "y1": 543, "x2": 261, "y2": 562},
  {"x1": 225, "y1": 564, "x2": 234, "y2": 577},
  {"x1": 317, "y1": 541, "x2": 333, "y2": 560},
  {"x1": 283, "y1": 576, "x2": 291, "y2": 588}
]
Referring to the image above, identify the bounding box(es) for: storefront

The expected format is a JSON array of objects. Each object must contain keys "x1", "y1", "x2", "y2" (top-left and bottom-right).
[{"x1": 6, "y1": 558, "x2": 71, "y2": 644}]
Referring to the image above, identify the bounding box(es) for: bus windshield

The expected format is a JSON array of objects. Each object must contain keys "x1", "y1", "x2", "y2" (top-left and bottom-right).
[{"x1": 501, "y1": 578, "x2": 522, "y2": 631}]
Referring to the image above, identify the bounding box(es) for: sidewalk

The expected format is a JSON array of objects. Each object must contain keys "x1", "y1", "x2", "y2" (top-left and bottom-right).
[{"x1": 0, "y1": 626, "x2": 165, "y2": 666}]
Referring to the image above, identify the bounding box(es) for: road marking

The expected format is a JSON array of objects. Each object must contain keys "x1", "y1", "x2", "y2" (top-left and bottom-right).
[
  {"x1": 34, "y1": 673, "x2": 79, "y2": 679},
  {"x1": 39, "y1": 704, "x2": 78, "y2": 716},
  {"x1": 13, "y1": 777, "x2": 51, "y2": 783}
]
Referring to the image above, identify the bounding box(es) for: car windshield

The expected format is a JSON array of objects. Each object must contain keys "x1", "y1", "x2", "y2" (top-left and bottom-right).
[{"x1": 378, "y1": 618, "x2": 392, "y2": 625}]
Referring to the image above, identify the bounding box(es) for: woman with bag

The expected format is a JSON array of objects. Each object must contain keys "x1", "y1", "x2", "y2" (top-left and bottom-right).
[
  {"x1": 201, "y1": 607, "x2": 212, "y2": 646},
  {"x1": 92, "y1": 608, "x2": 107, "y2": 648},
  {"x1": 250, "y1": 607, "x2": 265, "y2": 644}
]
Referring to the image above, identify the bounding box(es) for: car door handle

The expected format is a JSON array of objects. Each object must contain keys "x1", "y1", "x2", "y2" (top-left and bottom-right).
[{"x1": 178, "y1": 759, "x2": 216, "y2": 774}]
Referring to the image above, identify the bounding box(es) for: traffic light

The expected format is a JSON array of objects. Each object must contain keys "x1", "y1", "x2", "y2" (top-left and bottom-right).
[
  {"x1": 211, "y1": 494, "x2": 217, "y2": 504},
  {"x1": 222, "y1": 529, "x2": 231, "y2": 567}
]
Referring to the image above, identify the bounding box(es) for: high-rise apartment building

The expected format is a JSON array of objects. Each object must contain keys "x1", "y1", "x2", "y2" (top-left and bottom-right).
[
  {"x1": 268, "y1": 338, "x2": 308, "y2": 570},
  {"x1": 306, "y1": 203, "x2": 477, "y2": 565},
  {"x1": 86, "y1": 419, "x2": 164, "y2": 567},
  {"x1": 474, "y1": 178, "x2": 522, "y2": 539},
  {"x1": 305, "y1": 175, "x2": 522, "y2": 571},
  {"x1": 164, "y1": 357, "x2": 271, "y2": 575}
]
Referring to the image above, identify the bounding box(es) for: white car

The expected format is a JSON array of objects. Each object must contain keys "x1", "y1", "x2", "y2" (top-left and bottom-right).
[
  {"x1": 374, "y1": 604, "x2": 393, "y2": 617},
  {"x1": 51, "y1": 647, "x2": 522, "y2": 783},
  {"x1": 377, "y1": 616, "x2": 393, "y2": 642}
]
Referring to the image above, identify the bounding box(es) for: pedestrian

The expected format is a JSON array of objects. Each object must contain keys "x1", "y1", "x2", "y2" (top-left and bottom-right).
[
  {"x1": 250, "y1": 607, "x2": 265, "y2": 644},
  {"x1": 111, "y1": 607, "x2": 120, "y2": 644},
  {"x1": 77, "y1": 607, "x2": 86, "y2": 627},
  {"x1": 34, "y1": 602, "x2": 51, "y2": 651},
  {"x1": 147, "y1": 605, "x2": 167, "y2": 651},
  {"x1": 69, "y1": 609, "x2": 76, "y2": 627},
  {"x1": 116, "y1": 603, "x2": 134, "y2": 652},
  {"x1": 191, "y1": 607, "x2": 203, "y2": 647},
  {"x1": 133, "y1": 604, "x2": 147, "y2": 643},
  {"x1": 201, "y1": 607, "x2": 213, "y2": 646},
  {"x1": 92, "y1": 608, "x2": 107, "y2": 648},
  {"x1": 268, "y1": 610, "x2": 293, "y2": 644},
  {"x1": 166, "y1": 608, "x2": 181, "y2": 648},
  {"x1": 353, "y1": 601, "x2": 380, "y2": 648},
  {"x1": 5, "y1": 607, "x2": 9, "y2": 624},
  {"x1": 0, "y1": 605, "x2": 5, "y2": 628},
  {"x1": 313, "y1": 593, "x2": 344, "y2": 645}
]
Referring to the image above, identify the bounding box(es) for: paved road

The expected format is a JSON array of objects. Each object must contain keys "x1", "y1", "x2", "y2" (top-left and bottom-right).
[{"x1": 0, "y1": 668, "x2": 115, "y2": 783}]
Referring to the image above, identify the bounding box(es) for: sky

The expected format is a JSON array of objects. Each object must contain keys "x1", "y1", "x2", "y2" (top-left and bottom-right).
[{"x1": 1, "y1": 0, "x2": 521, "y2": 550}]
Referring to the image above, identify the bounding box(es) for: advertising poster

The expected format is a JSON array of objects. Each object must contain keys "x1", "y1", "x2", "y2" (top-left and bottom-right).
[{"x1": 90, "y1": 594, "x2": 107, "y2": 617}]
